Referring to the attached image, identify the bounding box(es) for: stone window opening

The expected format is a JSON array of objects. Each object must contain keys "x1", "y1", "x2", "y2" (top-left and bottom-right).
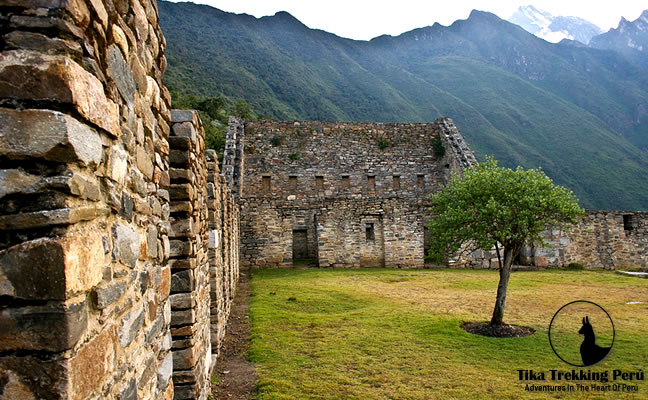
[
  {"x1": 393, "y1": 175, "x2": 401, "y2": 190},
  {"x1": 262, "y1": 176, "x2": 271, "y2": 192},
  {"x1": 365, "y1": 223, "x2": 375, "y2": 241},
  {"x1": 289, "y1": 176, "x2": 297, "y2": 191},
  {"x1": 341, "y1": 175, "x2": 350, "y2": 189},
  {"x1": 367, "y1": 175, "x2": 375, "y2": 192},
  {"x1": 315, "y1": 176, "x2": 324, "y2": 189},
  {"x1": 623, "y1": 214, "x2": 634, "y2": 232},
  {"x1": 417, "y1": 174, "x2": 425, "y2": 188}
]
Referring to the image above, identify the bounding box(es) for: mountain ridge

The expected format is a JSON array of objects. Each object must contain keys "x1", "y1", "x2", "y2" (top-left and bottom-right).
[{"x1": 159, "y1": 1, "x2": 648, "y2": 210}]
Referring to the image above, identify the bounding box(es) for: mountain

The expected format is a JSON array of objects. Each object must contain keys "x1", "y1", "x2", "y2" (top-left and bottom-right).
[
  {"x1": 590, "y1": 10, "x2": 648, "y2": 63},
  {"x1": 158, "y1": 1, "x2": 648, "y2": 210},
  {"x1": 508, "y1": 5, "x2": 602, "y2": 44}
]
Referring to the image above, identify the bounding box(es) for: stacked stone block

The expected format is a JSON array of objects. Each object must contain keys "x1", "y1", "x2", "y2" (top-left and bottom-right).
[
  {"x1": 0, "y1": 1, "x2": 241, "y2": 399},
  {"x1": 208, "y1": 165, "x2": 241, "y2": 350},
  {"x1": 0, "y1": 0, "x2": 174, "y2": 398},
  {"x1": 167, "y1": 110, "x2": 212, "y2": 400}
]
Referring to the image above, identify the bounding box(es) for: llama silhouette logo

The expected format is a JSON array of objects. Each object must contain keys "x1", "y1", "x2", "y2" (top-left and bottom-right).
[{"x1": 549, "y1": 301, "x2": 615, "y2": 366}]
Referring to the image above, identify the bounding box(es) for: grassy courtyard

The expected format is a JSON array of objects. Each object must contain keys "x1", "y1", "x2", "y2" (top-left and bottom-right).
[{"x1": 248, "y1": 269, "x2": 648, "y2": 399}]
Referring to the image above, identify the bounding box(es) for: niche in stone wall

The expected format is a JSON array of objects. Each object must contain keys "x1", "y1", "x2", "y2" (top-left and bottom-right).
[
  {"x1": 623, "y1": 214, "x2": 635, "y2": 233},
  {"x1": 417, "y1": 174, "x2": 425, "y2": 188},
  {"x1": 360, "y1": 216, "x2": 384, "y2": 267},
  {"x1": 341, "y1": 175, "x2": 350, "y2": 189},
  {"x1": 367, "y1": 176, "x2": 376, "y2": 192},
  {"x1": 393, "y1": 175, "x2": 401, "y2": 190},
  {"x1": 263, "y1": 176, "x2": 271, "y2": 193}
]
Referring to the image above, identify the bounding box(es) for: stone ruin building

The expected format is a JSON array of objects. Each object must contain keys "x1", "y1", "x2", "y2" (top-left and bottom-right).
[
  {"x1": 224, "y1": 118, "x2": 477, "y2": 269},
  {"x1": 0, "y1": 1, "x2": 647, "y2": 400}
]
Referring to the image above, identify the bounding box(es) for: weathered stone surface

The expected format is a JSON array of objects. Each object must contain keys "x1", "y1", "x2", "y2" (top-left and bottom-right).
[
  {"x1": 93, "y1": 279, "x2": 127, "y2": 309},
  {"x1": 119, "y1": 307, "x2": 145, "y2": 347},
  {"x1": 108, "y1": 145, "x2": 128, "y2": 185},
  {"x1": 0, "y1": 169, "x2": 40, "y2": 199},
  {"x1": 172, "y1": 346, "x2": 199, "y2": 370},
  {"x1": 171, "y1": 308, "x2": 196, "y2": 326},
  {"x1": 87, "y1": 0, "x2": 108, "y2": 29},
  {"x1": 172, "y1": 122, "x2": 196, "y2": 143},
  {"x1": 169, "y1": 293, "x2": 196, "y2": 309},
  {"x1": 3, "y1": 30, "x2": 83, "y2": 55},
  {"x1": 136, "y1": 145, "x2": 154, "y2": 179},
  {"x1": 0, "y1": 230, "x2": 104, "y2": 300},
  {"x1": 111, "y1": 24, "x2": 129, "y2": 56},
  {"x1": 157, "y1": 353, "x2": 173, "y2": 393},
  {"x1": 0, "y1": 298, "x2": 87, "y2": 352},
  {"x1": 0, "y1": 206, "x2": 105, "y2": 230},
  {"x1": 0, "y1": 51, "x2": 120, "y2": 135},
  {"x1": 69, "y1": 327, "x2": 116, "y2": 400},
  {"x1": 170, "y1": 270, "x2": 194, "y2": 293},
  {"x1": 120, "y1": 378, "x2": 137, "y2": 400},
  {"x1": 0, "y1": 108, "x2": 102, "y2": 165},
  {"x1": 106, "y1": 44, "x2": 137, "y2": 105},
  {"x1": 170, "y1": 109, "x2": 194, "y2": 123},
  {"x1": 112, "y1": 224, "x2": 140, "y2": 268},
  {"x1": 0, "y1": 356, "x2": 66, "y2": 400}
]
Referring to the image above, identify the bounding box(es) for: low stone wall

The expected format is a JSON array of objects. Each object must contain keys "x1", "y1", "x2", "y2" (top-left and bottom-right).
[
  {"x1": 456, "y1": 211, "x2": 648, "y2": 270},
  {"x1": 0, "y1": 1, "x2": 239, "y2": 399}
]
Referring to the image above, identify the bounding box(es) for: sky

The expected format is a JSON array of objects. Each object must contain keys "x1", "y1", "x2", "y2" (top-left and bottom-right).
[{"x1": 168, "y1": 1, "x2": 647, "y2": 40}]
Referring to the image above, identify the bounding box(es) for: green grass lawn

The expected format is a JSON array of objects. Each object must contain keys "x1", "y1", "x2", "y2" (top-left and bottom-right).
[{"x1": 249, "y1": 269, "x2": 648, "y2": 399}]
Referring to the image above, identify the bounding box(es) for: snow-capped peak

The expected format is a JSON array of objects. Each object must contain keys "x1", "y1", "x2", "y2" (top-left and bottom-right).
[{"x1": 508, "y1": 5, "x2": 602, "y2": 44}]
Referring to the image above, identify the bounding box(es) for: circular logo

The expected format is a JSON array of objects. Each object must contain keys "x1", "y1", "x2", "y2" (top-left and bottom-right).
[{"x1": 548, "y1": 300, "x2": 615, "y2": 366}]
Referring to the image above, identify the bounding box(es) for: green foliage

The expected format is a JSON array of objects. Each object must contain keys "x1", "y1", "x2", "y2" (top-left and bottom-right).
[
  {"x1": 427, "y1": 157, "x2": 584, "y2": 259},
  {"x1": 566, "y1": 262, "x2": 585, "y2": 270},
  {"x1": 170, "y1": 90, "x2": 228, "y2": 157},
  {"x1": 288, "y1": 152, "x2": 300, "y2": 161},
  {"x1": 233, "y1": 99, "x2": 254, "y2": 120},
  {"x1": 378, "y1": 138, "x2": 389, "y2": 150},
  {"x1": 270, "y1": 136, "x2": 282, "y2": 147},
  {"x1": 432, "y1": 135, "x2": 445, "y2": 157}
]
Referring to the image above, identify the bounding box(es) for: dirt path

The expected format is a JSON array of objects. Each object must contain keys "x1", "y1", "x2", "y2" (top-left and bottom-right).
[{"x1": 211, "y1": 267, "x2": 257, "y2": 399}]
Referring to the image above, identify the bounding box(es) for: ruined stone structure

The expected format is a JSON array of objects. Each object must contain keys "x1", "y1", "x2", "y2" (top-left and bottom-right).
[
  {"x1": 449, "y1": 213, "x2": 648, "y2": 270},
  {"x1": 0, "y1": 1, "x2": 239, "y2": 399},
  {"x1": 226, "y1": 118, "x2": 477, "y2": 269}
]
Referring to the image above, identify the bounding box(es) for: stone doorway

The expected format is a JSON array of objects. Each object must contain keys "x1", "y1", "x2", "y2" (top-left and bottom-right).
[{"x1": 292, "y1": 229, "x2": 309, "y2": 260}]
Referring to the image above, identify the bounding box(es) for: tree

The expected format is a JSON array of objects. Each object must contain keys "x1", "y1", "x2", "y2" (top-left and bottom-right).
[
  {"x1": 427, "y1": 158, "x2": 584, "y2": 326},
  {"x1": 232, "y1": 99, "x2": 254, "y2": 120}
]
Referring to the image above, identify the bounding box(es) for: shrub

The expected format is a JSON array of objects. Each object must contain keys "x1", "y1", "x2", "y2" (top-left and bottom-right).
[
  {"x1": 566, "y1": 262, "x2": 585, "y2": 270},
  {"x1": 270, "y1": 136, "x2": 281, "y2": 147},
  {"x1": 288, "y1": 152, "x2": 300, "y2": 161},
  {"x1": 378, "y1": 138, "x2": 389, "y2": 150},
  {"x1": 432, "y1": 135, "x2": 445, "y2": 157}
]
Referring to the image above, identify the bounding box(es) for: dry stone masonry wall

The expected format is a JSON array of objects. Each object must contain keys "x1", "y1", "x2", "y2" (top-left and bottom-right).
[
  {"x1": 227, "y1": 118, "x2": 476, "y2": 269},
  {"x1": 450, "y1": 211, "x2": 648, "y2": 270},
  {"x1": 0, "y1": 1, "x2": 239, "y2": 399}
]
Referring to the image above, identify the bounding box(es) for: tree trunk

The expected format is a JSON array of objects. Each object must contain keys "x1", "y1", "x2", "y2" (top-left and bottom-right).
[{"x1": 490, "y1": 245, "x2": 517, "y2": 326}]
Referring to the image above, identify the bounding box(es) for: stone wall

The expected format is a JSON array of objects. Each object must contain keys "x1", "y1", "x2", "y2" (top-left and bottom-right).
[
  {"x1": 231, "y1": 118, "x2": 475, "y2": 268},
  {"x1": 453, "y1": 211, "x2": 648, "y2": 270},
  {"x1": 522, "y1": 211, "x2": 648, "y2": 269},
  {"x1": 0, "y1": 1, "x2": 239, "y2": 399}
]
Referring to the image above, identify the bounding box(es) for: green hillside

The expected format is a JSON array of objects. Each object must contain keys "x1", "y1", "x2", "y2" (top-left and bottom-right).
[{"x1": 158, "y1": 1, "x2": 648, "y2": 210}]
